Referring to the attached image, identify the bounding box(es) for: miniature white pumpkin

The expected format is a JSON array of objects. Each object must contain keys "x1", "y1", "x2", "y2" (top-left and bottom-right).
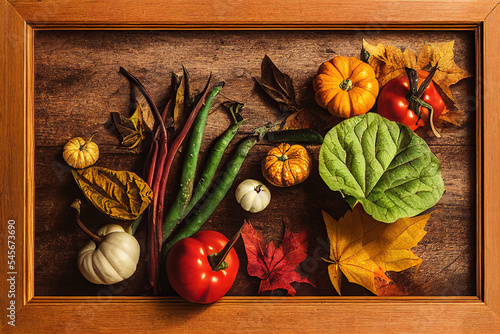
[
  {"x1": 78, "y1": 224, "x2": 140, "y2": 285},
  {"x1": 235, "y1": 179, "x2": 271, "y2": 213}
]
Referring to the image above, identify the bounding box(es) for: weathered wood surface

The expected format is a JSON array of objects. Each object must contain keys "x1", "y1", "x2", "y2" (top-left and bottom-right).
[{"x1": 34, "y1": 30, "x2": 476, "y2": 297}]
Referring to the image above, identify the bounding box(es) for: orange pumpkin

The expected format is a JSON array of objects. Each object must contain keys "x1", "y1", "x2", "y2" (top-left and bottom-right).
[
  {"x1": 313, "y1": 55, "x2": 379, "y2": 118},
  {"x1": 261, "y1": 143, "x2": 311, "y2": 187}
]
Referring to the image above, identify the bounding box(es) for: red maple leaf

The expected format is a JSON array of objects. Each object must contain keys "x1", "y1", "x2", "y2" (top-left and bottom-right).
[{"x1": 241, "y1": 220, "x2": 315, "y2": 296}]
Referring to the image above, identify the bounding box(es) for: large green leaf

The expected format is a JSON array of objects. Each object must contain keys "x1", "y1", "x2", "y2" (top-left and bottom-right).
[
  {"x1": 319, "y1": 113, "x2": 444, "y2": 223},
  {"x1": 72, "y1": 167, "x2": 153, "y2": 221}
]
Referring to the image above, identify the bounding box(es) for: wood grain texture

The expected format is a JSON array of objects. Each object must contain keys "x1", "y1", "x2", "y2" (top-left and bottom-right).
[
  {"x1": 0, "y1": 0, "x2": 31, "y2": 328},
  {"x1": 1, "y1": 0, "x2": 500, "y2": 332},
  {"x1": 7, "y1": 0, "x2": 500, "y2": 27},
  {"x1": 484, "y1": 4, "x2": 500, "y2": 317},
  {"x1": 9, "y1": 297, "x2": 500, "y2": 333}
]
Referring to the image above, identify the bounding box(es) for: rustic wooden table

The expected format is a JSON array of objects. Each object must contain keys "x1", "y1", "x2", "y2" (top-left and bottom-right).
[{"x1": 34, "y1": 29, "x2": 476, "y2": 297}]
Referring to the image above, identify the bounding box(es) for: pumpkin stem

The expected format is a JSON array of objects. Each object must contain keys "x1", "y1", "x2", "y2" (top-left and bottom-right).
[
  {"x1": 71, "y1": 199, "x2": 103, "y2": 244},
  {"x1": 88, "y1": 132, "x2": 97, "y2": 142},
  {"x1": 278, "y1": 154, "x2": 288, "y2": 162},
  {"x1": 339, "y1": 79, "x2": 353, "y2": 91},
  {"x1": 80, "y1": 133, "x2": 98, "y2": 150},
  {"x1": 207, "y1": 222, "x2": 243, "y2": 271},
  {"x1": 255, "y1": 184, "x2": 263, "y2": 193}
]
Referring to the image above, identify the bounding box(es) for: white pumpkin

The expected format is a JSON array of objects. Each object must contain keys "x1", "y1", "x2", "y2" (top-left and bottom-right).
[
  {"x1": 235, "y1": 179, "x2": 271, "y2": 213},
  {"x1": 78, "y1": 224, "x2": 140, "y2": 285}
]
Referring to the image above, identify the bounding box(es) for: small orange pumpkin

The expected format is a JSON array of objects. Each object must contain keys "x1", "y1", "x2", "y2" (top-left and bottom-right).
[
  {"x1": 261, "y1": 143, "x2": 311, "y2": 187},
  {"x1": 313, "y1": 55, "x2": 379, "y2": 118}
]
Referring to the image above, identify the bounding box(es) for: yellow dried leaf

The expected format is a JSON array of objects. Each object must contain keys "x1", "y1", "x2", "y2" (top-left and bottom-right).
[
  {"x1": 133, "y1": 87, "x2": 155, "y2": 132},
  {"x1": 417, "y1": 41, "x2": 471, "y2": 101},
  {"x1": 362, "y1": 39, "x2": 417, "y2": 86},
  {"x1": 173, "y1": 75, "x2": 185, "y2": 129},
  {"x1": 323, "y1": 205, "x2": 430, "y2": 295},
  {"x1": 362, "y1": 211, "x2": 430, "y2": 273},
  {"x1": 283, "y1": 109, "x2": 312, "y2": 130},
  {"x1": 72, "y1": 167, "x2": 153, "y2": 223},
  {"x1": 322, "y1": 209, "x2": 380, "y2": 295}
]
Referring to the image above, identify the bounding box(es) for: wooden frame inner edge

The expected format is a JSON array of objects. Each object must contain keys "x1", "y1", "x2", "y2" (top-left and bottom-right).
[
  {"x1": 1, "y1": 0, "x2": 499, "y2": 331},
  {"x1": 24, "y1": 23, "x2": 483, "y2": 304}
]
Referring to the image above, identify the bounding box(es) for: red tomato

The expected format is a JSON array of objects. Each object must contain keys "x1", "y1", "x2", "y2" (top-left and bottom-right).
[
  {"x1": 377, "y1": 70, "x2": 445, "y2": 131},
  {"x1": 166, "y1": 230, "x2": 239, "y2": 304}
]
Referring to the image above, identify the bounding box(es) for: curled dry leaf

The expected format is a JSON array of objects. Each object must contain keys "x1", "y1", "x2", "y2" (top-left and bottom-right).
[
  {"x1": 322, "y1": 205, "x2": 430, "y2": 295},
  {"x1": 111, "y1": 87, "x2": 155, "y2": 151},
  {"x1": 241, "y1": 220, "x2": 314, "y2": 296},
  {"x1": 72, "y1": 166, "x2": 153, "y2": 223},
  {"x1": 173, "y1": 73, "x2": 186, "y2": 130},
  {"x1": 254, "y1": 55, "x2": 315, "y2": 130}
]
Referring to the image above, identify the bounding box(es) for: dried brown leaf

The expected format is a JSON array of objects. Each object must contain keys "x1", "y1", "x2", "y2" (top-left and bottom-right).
[
  {"x1": 173, "y1": 75, "x2": 185, "y2": 130},
  {"x1": 283, "y1": 109, "x2": 312, "y2": 130}
]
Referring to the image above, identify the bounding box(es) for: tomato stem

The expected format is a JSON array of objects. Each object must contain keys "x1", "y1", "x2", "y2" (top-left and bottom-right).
[
  {"x1": 208, "y1": 223, "x2": 244, "y2": 271},
  {"x1": 71, "y1": 199, "x2": 102, "y2": 244},
  {"x1": 418, "y1": 99, "x2": 442, "y2": 138}
]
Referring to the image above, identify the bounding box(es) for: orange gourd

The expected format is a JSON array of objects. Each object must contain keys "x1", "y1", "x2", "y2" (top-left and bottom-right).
[
  {"x1": 261, "y1": 143, "x2": 311, "y2": 187},
  {"x1": 313, "y1": 55, "x2": 379, "y2": 118}
]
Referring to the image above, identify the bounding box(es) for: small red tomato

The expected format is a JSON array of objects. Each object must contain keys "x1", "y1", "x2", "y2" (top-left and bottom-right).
[
  {"x1": 166, "y1": 230, "x2": 239, "y2": 304},
  {"x1": 377, "y1": 70, "x2": 445, "y2": 131}
]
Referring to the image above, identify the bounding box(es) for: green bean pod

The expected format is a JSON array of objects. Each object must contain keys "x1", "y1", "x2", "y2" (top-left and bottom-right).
[
  {"x1": 267, "y1": 129, "x2": 324, "y2": 144},
  {"x1": 164, "y1": 133, "x2": 261, "y2": 252},
  {"x1": 181, "y1": 118, "x2": 246, "y2": 222},
  {"x1": 162, "y1": 83, "x2": 223, "y2": 240}
]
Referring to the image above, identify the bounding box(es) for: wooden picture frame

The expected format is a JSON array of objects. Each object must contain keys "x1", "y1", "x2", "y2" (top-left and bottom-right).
[{"x1": 1, "y1": 0, "x2": 499, "y2": 331}]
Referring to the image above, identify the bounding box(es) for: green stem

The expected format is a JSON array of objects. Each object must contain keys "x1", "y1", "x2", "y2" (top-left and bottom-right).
[
  {"x1": 207, "y1": 223, "x2": 243, "y2": 271},
  {"x1": 404, "y1": 65, "x2": 441, "y2": 139},
  {"x1": 130, "y1": 213, "x2": 143, "y2": 235},
  {"x1": 339, "y1": 79, "x2": 353, "y2": 91},
  {"x1": 417, "y1": 99, "x2": 442, "y2": 138},
  {"x1": 278, "y1": 154, "x2": 288, "y2": 162}
]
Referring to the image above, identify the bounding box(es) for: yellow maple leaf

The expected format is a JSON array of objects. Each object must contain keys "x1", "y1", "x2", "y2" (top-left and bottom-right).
[
  {"x1": 362, "y1": 210, "x2": 430, "y2": 273},
  {"x1": 362, "y1": 39, "x2": 417, "y2": 86},
  {"x1": 322, "y1": 205, "x2": 430, "y2": 295},
  {"x1": 416, "y1": 41, "x2": 471, "y2": 101},
  {"x1": 322, "y1": 209, "x2": 381, "y2": 295},
  {"x1": 363, "y1": 39, "x2": 470, "y2": 126},
  {"x1": 363, "y1": 39, "x2": 471, "y2": 94}
]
